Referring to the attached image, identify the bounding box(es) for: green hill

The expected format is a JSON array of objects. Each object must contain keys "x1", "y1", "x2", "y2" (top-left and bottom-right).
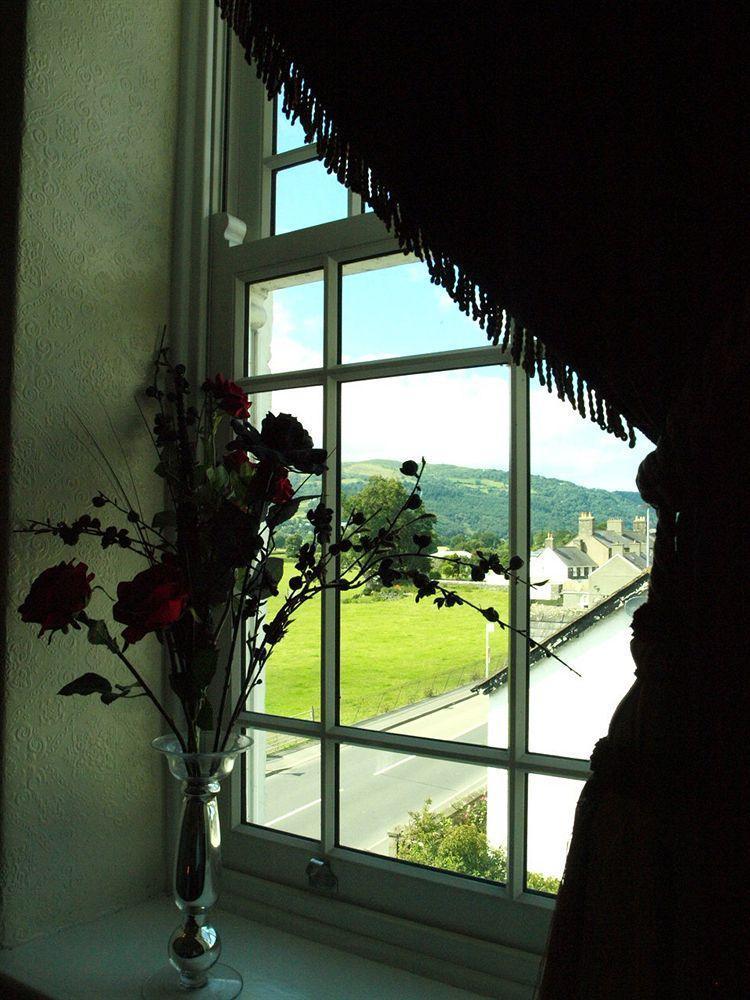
[{"x1": 340, "y1": 459, "x2": 643, "y2": 543}]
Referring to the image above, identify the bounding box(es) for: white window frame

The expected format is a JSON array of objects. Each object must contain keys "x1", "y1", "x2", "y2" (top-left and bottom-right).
[{"x1": 182, "y1": 9, "x2": 594, "y2": 993}]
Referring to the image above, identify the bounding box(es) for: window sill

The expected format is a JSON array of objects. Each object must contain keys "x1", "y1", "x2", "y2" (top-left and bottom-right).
[{"x1": 0, "y1": 895, "x2": 523, "y2": 999}]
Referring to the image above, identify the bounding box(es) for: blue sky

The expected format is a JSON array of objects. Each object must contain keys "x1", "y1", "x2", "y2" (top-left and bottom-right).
[{"x1": 264, "y1": 104, "x2": 652, "y2": 492}]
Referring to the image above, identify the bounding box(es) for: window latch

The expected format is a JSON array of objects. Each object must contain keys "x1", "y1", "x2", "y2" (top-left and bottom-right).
[{"x1": 306, "y1": 857, "x2": 338, "y2": 893}]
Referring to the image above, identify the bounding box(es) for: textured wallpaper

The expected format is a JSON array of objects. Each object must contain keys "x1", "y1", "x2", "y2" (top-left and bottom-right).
[{"x1": 1, "y1": 0, "x2": 181, "y2": 947}]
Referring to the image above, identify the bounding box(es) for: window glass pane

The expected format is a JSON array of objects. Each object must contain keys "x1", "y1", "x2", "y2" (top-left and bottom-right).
[
  {"x1": 245, "y1": 386, "x2": 323, "y2": 722},
  {"x1": 243, "y1": 728, "x2": 320, "y2": 840},
  {"x1": 339, "y1": 745, "x2": 508, "y2": 883},
  {"x1": 274, "y1": 94, "x2": 308, "y2": 154},
  {"x1": 247, "y1": 271, "x2": 323, "y2": 376},
  {"x1": 274, "y1": 161, "x2": 348, "y2": 235},
  {"x1": 526, "y1": 773, "x2": 584, "y2": 894},
  {"x1": 341, "y1": 256, "x2": 492, "y2": 363},
  {"x1": 528, "y1": 381, "x2": 653, "y2": 758},
  {"x1": 339, "y1": 367, "x2": 510, "y2": 748}
]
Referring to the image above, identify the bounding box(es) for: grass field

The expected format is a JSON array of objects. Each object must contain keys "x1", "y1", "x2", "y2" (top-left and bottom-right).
[{"x1": 258, "y1": 557, "x2": 510, "y2": 722}]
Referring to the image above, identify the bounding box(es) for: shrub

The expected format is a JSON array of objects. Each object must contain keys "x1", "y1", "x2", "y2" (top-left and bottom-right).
[{"x1": 394, "y1": 796, "x2": 561, "y2": 894}]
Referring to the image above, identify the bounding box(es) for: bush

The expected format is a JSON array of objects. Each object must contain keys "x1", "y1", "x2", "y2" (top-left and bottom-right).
[{"x1": 394, "y1": 796, "x2": 560, "y2": 894}]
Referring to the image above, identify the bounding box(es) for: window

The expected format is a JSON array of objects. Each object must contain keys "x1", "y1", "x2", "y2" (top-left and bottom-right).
[{"x1": 211, "y1": 27, "x2": 653, "y2": 964}]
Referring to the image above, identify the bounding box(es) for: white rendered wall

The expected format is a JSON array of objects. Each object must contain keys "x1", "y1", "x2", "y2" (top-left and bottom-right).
[{"x1": 1, "y1": 0, "x2": 181, "y2": 947}]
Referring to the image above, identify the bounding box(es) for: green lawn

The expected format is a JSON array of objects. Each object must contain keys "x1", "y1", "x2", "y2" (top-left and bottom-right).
[{"x1": 260, "y1": 558, "x2": 509, "y2": 722}]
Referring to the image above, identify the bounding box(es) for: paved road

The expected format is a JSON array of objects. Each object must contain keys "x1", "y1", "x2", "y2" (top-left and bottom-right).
[
  {"x1": 249, "y1": 604, "x2": 638, "y2": 874},
  {"x1": 256, "y1": 719, "x2": 492, "y2": 851}
]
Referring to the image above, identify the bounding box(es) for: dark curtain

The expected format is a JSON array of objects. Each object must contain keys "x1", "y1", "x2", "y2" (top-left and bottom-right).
[
  {"x1": 218, "y1": 3, "x2": 750, "y2": 997},
  {"x1": 218, "y1": 0, "x2": 749, "y2": 446}
]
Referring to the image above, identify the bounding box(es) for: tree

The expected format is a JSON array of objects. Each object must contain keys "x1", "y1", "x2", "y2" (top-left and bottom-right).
[
  {"x1": 342, "y1": 475, "x2": 436, "y2": 578},
  {"x1": 283, "y1": 531, "x2": 304, "y2": 559}
]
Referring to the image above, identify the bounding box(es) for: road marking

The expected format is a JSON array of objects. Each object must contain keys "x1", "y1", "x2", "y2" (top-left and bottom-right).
[
  {"x1": 373, "y1": 754, "x2": 415, "y2": 776},
  {"x1": 267, "y1": 796, "x2": 321, "y2": 826}
]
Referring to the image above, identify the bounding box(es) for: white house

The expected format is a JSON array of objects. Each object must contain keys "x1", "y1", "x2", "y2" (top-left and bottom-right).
[{"x1": 529, "y1": 533, "x2": 597, "y2": 601}]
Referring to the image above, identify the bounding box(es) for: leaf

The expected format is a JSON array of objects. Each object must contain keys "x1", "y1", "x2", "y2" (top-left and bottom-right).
[
  {"x1": 267, "y1": 499, "x2": 301, "y2": 528},
  {"x1": 152, "y1": 510, "x2": 177, "y2": 529},
  {"x1": 206, "y1": 465, "x2": 229, "y2": 489},
  {"x1": 58, "y1": 672, "x2": 113, "y2": 697},
  {"x1": 169, "y1": 673, "x2": 196, "y2": 703},
  {"x1": 256, "y1": 556, "x2": 284, "y2": 600},
  {"x1": 86, "y1": 619, "x2": 111, "y2": 646},
  {"x1": 100, "y1": 691, "x2": 123, "y2": 705},
  {"x1": 192, "y1": 647, "x2": 219, "y2": 688},
  {"x1": 196, "y1": 698, "x2": 214, "y2": 729}
]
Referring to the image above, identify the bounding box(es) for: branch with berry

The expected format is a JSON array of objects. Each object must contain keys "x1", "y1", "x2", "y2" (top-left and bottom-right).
[{"x1": 17, "y1": 345, "x2": 569, "y2": 756}]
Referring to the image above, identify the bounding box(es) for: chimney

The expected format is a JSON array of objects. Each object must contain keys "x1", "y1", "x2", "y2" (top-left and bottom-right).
[
  {"x1": 633, "y1": 515, "x2": 646, "y2": 536},
  {"x1": 578, "y1": 512, "x2": 594, "y2": 537},
  {"x1": 607, "y1": 518, "x2": 624, "y2": 534},
  {"x1": 545, "y1": 532, "x2": 555, "y2": 548}
]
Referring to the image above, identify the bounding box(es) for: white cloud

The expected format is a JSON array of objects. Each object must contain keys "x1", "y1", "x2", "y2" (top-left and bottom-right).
[
  {"x1": 266, "y1": 298, "x2": 323, "y2": 373},
  {"x1": 530, "y1": 386, "x2": 652, "y2": 491},
  {"x1": 341, "y1": 370, "x2": 511, "y2": 470},
  {"x1": 252, "y1": 308, "x2": 653, "y2": 490}
]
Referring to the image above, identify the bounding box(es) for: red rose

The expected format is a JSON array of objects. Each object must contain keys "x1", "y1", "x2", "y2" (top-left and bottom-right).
[
  {"x1": 19, "y1": 561, "x2": 94, "y2": 637},
  {"x1": 244, "y1": 459, "x2": 294, "y2": 505},
  {"x1": 203, "y1": 374, "x2": 251, "y2": 419},
  {"x1": 112, "y1": 560, "x2": 189, "y2": 643},
  {"x1": 223, "y1": 448, "x2": 250, "y2": 473},
  {"x1": 272, "y1": 471, "x2": 294, "y2": 504}
]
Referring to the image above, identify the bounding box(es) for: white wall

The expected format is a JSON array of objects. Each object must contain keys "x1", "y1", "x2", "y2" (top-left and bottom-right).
[{"x1": 1, "y1": 0, "x2": 181, "y2": 947}]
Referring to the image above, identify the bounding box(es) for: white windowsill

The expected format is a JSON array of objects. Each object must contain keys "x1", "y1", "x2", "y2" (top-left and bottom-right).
[{"x1": 0, "y1": 895, "x2": 501, "y2": 1000}]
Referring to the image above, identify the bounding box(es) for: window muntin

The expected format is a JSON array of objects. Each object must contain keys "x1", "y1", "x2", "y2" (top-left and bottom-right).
[
  {"x1": 244, "y1": 727, "x2": 322, "y2": 840},
  {"x1": 245, "y1": 385, "x2": 323, "y2": 722},
  {"x1": 339, "y1": 746, "x2": 509, "y2": 884},
  {"x1": 526, "y1": 773, "x2": 585, "y2": 894},
  {"x1": 216, "y1": 44, "x2": 650, "y2": 953},
  {"x1": 341, "y1": 256, "x2": 490, "y2": 362},
  {"x1": 274, "y1": 161, "x2": 349, "y2": 235},
  {"x1": 248, "y1": 270, "x2": 324, "y2": 374},
  {"x1": 274, "y1": 91, "x2": 308, "y2": 153},
  {"x1": 339, "y1": 366, "x2": 511, "y2": 748}
]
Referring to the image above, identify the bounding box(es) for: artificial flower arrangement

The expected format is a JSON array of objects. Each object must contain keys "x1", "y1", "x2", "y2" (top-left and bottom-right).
[{"x1": 18, "y1": 347, "x2": 529, "y2": 755}]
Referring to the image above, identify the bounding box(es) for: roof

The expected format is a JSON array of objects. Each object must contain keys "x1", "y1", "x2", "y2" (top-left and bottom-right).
[
  {"x1": 622, "y1": 527, "x2": 656, "y2": 542},
  {"x1": 553, "y1": 546, "x2": 597, "y2": 568},
  {"x1": 591, "y1": 551, "x2": 648, "y2": 573},
  {"x1": 623, "y1": 552, "x2": 647, "y2": 570},
  {"x1": 593, "y1": 529, "x2": 633, "y2": 547}
]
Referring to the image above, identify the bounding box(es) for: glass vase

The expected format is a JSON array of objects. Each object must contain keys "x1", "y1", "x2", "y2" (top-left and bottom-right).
[{"x1": 142, "y1": 730, "x2": 252, "y2": 999}]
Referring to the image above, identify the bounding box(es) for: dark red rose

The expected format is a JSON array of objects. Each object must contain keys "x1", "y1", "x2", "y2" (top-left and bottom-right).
[
  {"x1": 271, "y1": 470, "x2": 294, "y2": 504},
  {"x1": 202, "y1": 374, "x2": 251, "y2": 419},
  {"x1": 223, "y1": 448, "x2": 250, "y2": 473},
  {"x1": 112, "y1": 560, "x2": 189, "y2": 643},
  {"x1": 243, "y1": 459, "x2": 293, "y2": 505},
  {"x1": 19, "y1": 561, "x2": 94, "y2": 637}
]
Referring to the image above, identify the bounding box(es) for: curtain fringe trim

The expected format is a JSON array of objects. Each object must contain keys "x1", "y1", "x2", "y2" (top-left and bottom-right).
[{"x1": 217, "y1": 0, "x2": 636, "y2": 447}]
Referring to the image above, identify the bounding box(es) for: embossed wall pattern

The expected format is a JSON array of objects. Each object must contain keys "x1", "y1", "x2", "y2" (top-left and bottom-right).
[{"x1": 1, "y1": 0, "x2": 181, "y2": 947}]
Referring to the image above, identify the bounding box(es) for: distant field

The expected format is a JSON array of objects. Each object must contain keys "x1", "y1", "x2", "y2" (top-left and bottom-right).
[{"x1": 257, "y1": 556, "x2": 510, "y2": 723}]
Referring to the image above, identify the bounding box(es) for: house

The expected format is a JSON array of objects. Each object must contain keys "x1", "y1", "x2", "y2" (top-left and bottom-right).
[
  {"x1": 570, "y1": 512, "x2": 650, "y2": 567},
  {"x1": 529, "y1": 533, "x2": 597, "y2": 601},
  {"x1": 530, "y1": 513, "x2": 651, "y2": 607}
]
